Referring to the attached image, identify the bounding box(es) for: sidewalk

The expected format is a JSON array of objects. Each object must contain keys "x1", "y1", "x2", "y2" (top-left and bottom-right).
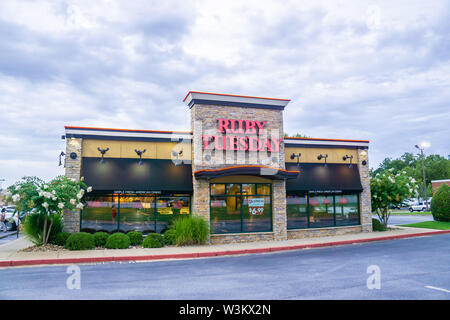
[{"x1": 1, "y1": 226, "x2": 449, "y2": 268}]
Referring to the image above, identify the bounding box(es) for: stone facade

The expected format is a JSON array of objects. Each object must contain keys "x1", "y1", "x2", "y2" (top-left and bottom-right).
[
  {"x1": 210, "y1": 232, "x2": 274, "y2": 245},
  {"x1": 357, "y1": 149, "x2": 372, "y2": 233},
  {"x1": 63, "y1": 137, "x2": 82, "y2": 233},
  {"x1": 288, "y1": 225, "x2": 363, "y2": 239},
  {"x1": 190, "y1": 103, "x2": 287, "y2": 244}
]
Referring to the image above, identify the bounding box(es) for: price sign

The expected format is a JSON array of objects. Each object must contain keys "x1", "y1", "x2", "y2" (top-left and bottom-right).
[{"x1": 248, "y1": 198, "x2": 264, "y2": 215}]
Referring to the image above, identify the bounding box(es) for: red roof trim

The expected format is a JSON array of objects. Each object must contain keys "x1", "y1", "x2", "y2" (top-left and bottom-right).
[
  {"x1": 194, "y1": 165, "x2": 300, "y2": 174},
  {"x1": 183, "y1": 91, "x2": 291, "y2": 102},
  {"x1": 64, "y1": 126, "x2": 192, "y2": 135},
  {"x1": 285, "y1": 137, "x2": 370, "y2": 143}
]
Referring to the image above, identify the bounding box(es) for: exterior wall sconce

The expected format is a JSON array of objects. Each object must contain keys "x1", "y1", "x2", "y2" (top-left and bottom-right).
[
  {"x1": 343, "y1": 154, "x2": 353, "y2": 168},
  {"x1": 97, "y1": 147, "x2": 109, "y2": 164},
  {"x1": 59, "y1": 152, "x2": 65, "y2": 167},
  {"x1": 59, "y1": 151, "x2": 77, "y2": 167},
  {"x1": 317, "y1": 154, "x2": 328, "y2": 167},
  {"x1": 172, "y1": 150, "x2": 183, "y2": 166},
  {"x1": 290, "y1": 152, "x2": 301, "y2": 167},
  {"x1": 135, "y1": 149, "x2": 146, "y2": 165}
]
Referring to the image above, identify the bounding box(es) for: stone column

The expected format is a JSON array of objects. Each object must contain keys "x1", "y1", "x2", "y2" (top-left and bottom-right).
[
  {"x1": 357, "y1": 148, "x2": 372, "y2": 232},
  {"x1": 272, "y1": 179, "x2": 287, "y2": 240},
  {"x1": 64, "y1": 137, "x2": 82, "y2": 233},
  {"x1": 191, "y1": 178, "x2": 211, "y2": 241}
]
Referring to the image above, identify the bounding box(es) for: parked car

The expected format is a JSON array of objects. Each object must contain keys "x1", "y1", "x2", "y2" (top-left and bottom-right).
[
  {"x1": 2, "y1": 205, "x2": 26, "y2": 231},
  {"x1": 403, "y1": 198, "x2": 417, "y2": 207},
  {"x1": 409, "y1": 201, "x2": 429, "y2": 212}
]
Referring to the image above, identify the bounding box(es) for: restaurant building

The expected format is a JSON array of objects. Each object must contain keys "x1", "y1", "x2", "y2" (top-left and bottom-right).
[{"x1": 63, "y1": 92, "x2": 372, "y2": 244}]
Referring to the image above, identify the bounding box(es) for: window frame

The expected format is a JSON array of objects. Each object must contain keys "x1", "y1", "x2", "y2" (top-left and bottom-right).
[
  {"x1": 210, "y1": 183, "x2": 273, "y2": 234},
  {"x1": 80, "y1": 193, "x2": 191, "y2": 234},
  {"x1": 286, "y1": 191, "x2": 361, "y2": 230}
]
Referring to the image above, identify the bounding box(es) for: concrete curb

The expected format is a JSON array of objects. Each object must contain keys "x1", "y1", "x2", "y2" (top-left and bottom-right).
[
  {"x1": 1, "y1": 229, "x2": 449, "y2": 268},
  {"x1": 0, "y1": 231, "x2": 16, "y2": 240}
]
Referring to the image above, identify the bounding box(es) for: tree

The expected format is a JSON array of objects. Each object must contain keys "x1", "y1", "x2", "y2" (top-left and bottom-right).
[
  {"x1": 372, "y1": 152, "x2": 450, "y2": 197},
  {"x1": 430, "y1": 183, "x2": 450, "y2": 222},
  {"x1": 6, "y1": 175, "x2": 92, "y2": 245},
  {"x1": 371, "y1": 170, "x2": 419, "y2": 227},
  {"x1": 284, "y1": 132, "x2": 311, "y2": 138}
]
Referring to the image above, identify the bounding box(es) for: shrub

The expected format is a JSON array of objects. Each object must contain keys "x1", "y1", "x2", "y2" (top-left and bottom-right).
[
  {"x1": 171, "y1": 216, "x2": 209, "y2": 246},
  {"x1": 23, "y1": 213, "x2": 64, "y2": 246},
  {"x1": 127, "y1": 231, "x2": 143, "y2": 246},
  {"x1": 94, "y1": 232, "x2": 109, "y2": 247},
  {"x1": 80, "y1": 228, "x2": 97, "y2": 234},
  {"x1": 431, "y1": 184, "x2": 450, "y2": 222},
  {"x1": 143, "y1": 233, "x2": 164, "y2": 248},
  {"x1": 105, "y1": 232, "x2": 130, "y2": 249},
  {"x1": 372, "y1": 218, "x2": 386, "y2": 232},
  {"x1": 163, "y1": 229, "x2": 176, "y2": 245},
  {"x1": 50, "y1": 232, "x2": 71, "y2": 246},
  {"x1": 65, "y1": 232, "x2": 95, "y2": 250}
]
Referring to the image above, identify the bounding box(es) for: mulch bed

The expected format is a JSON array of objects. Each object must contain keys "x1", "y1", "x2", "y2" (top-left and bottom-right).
[{"x1": 20, "y1": 244, "x2": 146, "y2": 252}]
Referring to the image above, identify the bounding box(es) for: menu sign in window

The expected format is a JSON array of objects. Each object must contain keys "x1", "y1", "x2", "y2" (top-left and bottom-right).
[{"x1": 248, "y1": 198, "x2": 264, "y2": 215}]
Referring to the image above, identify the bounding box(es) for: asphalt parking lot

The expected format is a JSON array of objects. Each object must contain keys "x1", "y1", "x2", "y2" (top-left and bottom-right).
[{"x1": 0, "y1": 233, "x2": 448, "y2": 300}]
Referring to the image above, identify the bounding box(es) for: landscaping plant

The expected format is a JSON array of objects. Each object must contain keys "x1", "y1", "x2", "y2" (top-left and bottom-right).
[
  {"x1": 170, "y1": 216, "x2": 209, "y2": 246},
  {"x1": 93, "y1": 232, "x2": 109, "y2": 247},
  {"x1": 371, "y1": 169, "x2": 419, "y2": 228},
  {"x1": 163, "y1": 229, "x2": 176, "y2": 245},
  {"x1": 51, "y1": 231, "x2": 71, "y2": 246},
  {"x1": 371, "y1": 218, "x2": 386, "y2": 232},
  {"x1": 105, "y1": 232, "x2": 131, "y2": 249},
  {"x1": 430, "y1": 183, "x2": 450, "y2": 222},
  {"x1": 143, "y1": 233, "x2": 164, "y2": 248},
  {"x1": 65, "y1": 232, "x2": 95, "y2": 250},
  {"x1": 127, "y1": 231, "x2": 143, "y2": 246},
  {"x1": 6, "y1": 175, "x2": 92, "y2": 245}
]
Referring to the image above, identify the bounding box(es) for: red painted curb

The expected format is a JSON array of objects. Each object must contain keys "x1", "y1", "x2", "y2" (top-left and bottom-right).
[{"x1": 1, "y1": 230, "x2": 449, "y2": 268}]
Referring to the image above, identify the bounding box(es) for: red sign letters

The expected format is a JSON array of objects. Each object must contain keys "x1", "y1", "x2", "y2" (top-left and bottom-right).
[{"x1": 200, "y1": 118, "x2": 283, "y2": 152}]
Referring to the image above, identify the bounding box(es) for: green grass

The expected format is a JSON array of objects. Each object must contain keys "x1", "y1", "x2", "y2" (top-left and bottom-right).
[
  {"x1": 388, "y1": 211, "x2": 432, "y2": 215},
  {"x1": 400, "y1": 221, "x2": 450, "y2": 230}
]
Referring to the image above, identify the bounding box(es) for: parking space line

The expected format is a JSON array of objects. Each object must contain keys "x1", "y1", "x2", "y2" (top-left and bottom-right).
[{"x1": 425, "y1": 286, "x2": 450, "y2": 293}]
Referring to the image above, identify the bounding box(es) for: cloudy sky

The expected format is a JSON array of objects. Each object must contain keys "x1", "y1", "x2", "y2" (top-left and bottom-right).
[{"x1": 0, "y1": 0, "x2": 449, "y2": 188}]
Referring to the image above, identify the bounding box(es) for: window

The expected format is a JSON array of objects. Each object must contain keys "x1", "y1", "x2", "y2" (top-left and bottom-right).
[
  {"x1": 81, "y1": 193, "x2": 191, "y2": 234},
  {"x1": 286, "y1": 192, "x2": 360, "y2": 229},
  {"x1": 81, "y1": 194, "x2": 116, "y2": 233},
  {"x1": 335, "y1": 194, "x2": 359, "y2": 226},
  {"x1": 210, "y1": 183, "x2": 272, "y2": 234},
  {"x1": 119, "y1": 195, "x2": 155, "y2": 233},
  {"x1": 286, "y1": 194, "x2": 308, "y2": 229},
  {"x1": 309, "y1": 194, "x2": 334, "y2": 228}
]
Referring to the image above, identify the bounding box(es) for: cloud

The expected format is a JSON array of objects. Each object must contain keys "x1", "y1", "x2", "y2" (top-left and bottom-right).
[{"x1": 0, "y1": 0, "x2": 449, "y2": 187}]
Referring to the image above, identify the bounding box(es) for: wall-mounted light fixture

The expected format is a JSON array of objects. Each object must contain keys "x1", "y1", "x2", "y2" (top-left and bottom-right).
[
  {"x1": 58, "y1": 151, "x2": 65, "y2": 167},
  {"x1": 135, "y1": 149, "x2": 146, "y2": 166},
  {"x1": 172, "y1": 150, "x2": 183, "y2": 166},
  {"x1": 97, "y1": 147, "x2": 109, "y2": 164},
  {"x1": 290, "y1": 152, "x2": 302, "y2": 167},
  {"x1": 317, "y1": 154, "x2": 328, "y2": 167},
  {"x1": 343, "y1": 154, "x2": 354, "y2": 168}
]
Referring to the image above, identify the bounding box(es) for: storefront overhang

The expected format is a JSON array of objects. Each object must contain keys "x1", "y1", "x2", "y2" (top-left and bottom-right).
[
  {"x1": 285, "y1": 163, "x2": 363, "y2": 192},
  {"x1": 194, "y1": 165, "x2": 299, "y2": 180},
  {"x1": 81, "y1": 158, "x2": 193, "y2": 192}
]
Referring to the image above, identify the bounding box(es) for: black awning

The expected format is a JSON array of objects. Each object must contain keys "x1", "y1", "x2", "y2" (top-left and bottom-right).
[
  {"x1": 194, "y1": 165, "x2": 299, "y2": 180},
  {"x1": 81, "y1": 158, "x2": 193, "y2": 192},
  {"x1": 285, "y1": 163, "x2": 363, "y2": 192}
]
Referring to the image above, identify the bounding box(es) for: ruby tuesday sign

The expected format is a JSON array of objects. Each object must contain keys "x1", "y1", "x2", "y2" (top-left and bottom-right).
[{"x1": 200, "y1": 119, "x2": 283, "y2": 152}]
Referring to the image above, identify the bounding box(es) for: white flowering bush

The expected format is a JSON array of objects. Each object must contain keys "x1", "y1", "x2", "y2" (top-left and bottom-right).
[
  {"x1": 371, "y1": 169, "x2": 419, "y2": 227},
  {"x1": 6, "y1": 175, "x2": 92, "y2": 245}
]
